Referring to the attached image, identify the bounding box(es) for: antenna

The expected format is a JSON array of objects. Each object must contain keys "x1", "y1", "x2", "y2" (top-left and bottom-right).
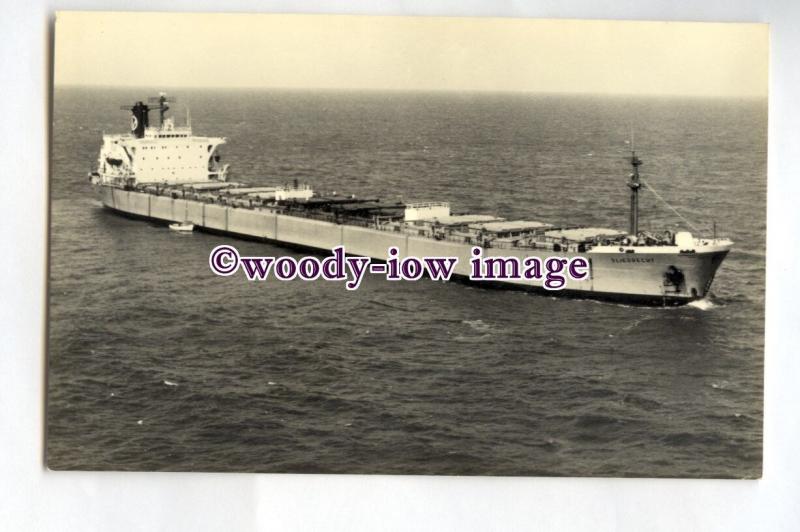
[
  {"x1": 186, "y1": 107, "x2": 192, "y2": 129},
  {"x1": 148, "y1": 93, "x2": 177, "y2": 127}
]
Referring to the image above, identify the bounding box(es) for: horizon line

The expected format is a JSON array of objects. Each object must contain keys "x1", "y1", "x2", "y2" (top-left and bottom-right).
[{"x1": 53, "y1": 84, "x2": 768, "y2": 100}]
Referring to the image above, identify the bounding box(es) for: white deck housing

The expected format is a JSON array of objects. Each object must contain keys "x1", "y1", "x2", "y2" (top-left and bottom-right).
[{"x1": 404, "y1": 202, "x2": 451, "y2": 221}]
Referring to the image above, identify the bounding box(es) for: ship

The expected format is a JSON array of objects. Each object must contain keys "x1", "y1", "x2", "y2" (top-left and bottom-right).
[{"x1": 89, "y1": 93, "x2": 733, "y2": 305}]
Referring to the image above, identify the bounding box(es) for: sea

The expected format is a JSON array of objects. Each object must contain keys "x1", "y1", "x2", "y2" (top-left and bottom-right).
[{"x1": 47, "y1": 87, "x2": 766, "y2": 477}]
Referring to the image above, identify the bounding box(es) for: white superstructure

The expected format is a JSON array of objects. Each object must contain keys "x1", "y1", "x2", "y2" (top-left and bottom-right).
[{"x1": 91, "y1": 94, "x2": 229, "y2": 187}]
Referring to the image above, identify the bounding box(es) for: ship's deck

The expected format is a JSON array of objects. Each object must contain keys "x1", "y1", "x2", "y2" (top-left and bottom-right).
[{"x1": 126, "y1": 180, "x2": 713, "y2": 253}]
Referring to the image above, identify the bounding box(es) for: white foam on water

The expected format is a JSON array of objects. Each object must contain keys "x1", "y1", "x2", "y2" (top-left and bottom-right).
[
  {"x1": 462, "y1": 319, "x2": 491, "y2": 333},
  {"x1": 688, "y1": 299, "x2": 716, "y2": 311},
  {"x1": 163, "y1": 380, "x2": 178, "y2": 386}
]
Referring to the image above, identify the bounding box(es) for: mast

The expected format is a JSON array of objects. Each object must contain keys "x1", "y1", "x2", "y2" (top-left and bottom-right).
[
  {"x1": 627, "y1": 150, "x2": 642, "y2": 236},
  {"x1": 147, "y1": 93, "x2": 175, "y2": 127}
]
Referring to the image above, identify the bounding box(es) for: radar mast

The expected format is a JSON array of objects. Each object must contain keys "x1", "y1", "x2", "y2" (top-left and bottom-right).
[{"x1": 627, "y1": 132, "x2": 642, "y2": 236}]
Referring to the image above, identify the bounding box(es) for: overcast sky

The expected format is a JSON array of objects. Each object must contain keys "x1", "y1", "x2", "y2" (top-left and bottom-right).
[{"x1": 54, "y1": 12, "x2": 768, "y2": 98}]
